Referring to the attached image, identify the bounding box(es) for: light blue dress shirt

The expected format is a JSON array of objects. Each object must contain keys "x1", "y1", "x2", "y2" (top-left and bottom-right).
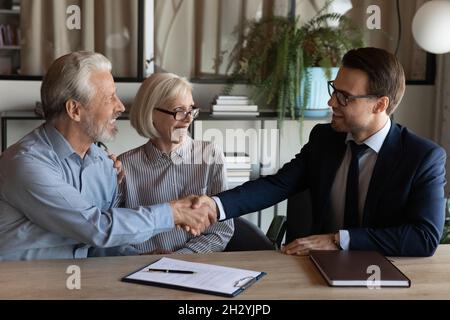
[{"x1": 0, "y1": 124, "x2": 174, "y2": 261}]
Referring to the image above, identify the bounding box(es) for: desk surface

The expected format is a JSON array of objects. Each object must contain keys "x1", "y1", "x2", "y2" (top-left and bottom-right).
[{"x1": 1, "y1": 246, "x2": 449, "y2": 300}]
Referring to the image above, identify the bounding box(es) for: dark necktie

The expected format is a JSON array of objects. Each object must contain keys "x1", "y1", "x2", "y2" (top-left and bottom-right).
[{"x1": 344, "y1": 141, "x2": 369, "y2": 228}]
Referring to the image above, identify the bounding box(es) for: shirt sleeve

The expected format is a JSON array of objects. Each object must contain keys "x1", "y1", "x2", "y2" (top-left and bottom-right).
[
  {"x1": 175, "y1": 220, "x2": 235, "y2": 253},
  {"x1": 339, "y1": 230, "x2": 350, "y2": 250},
  {"x1": 213, "y1": 196, "x2": 227, "y2": 221},
  {"x1": 113, "y1": 175, "x2": 126, "y2": 208},
  {"x1": 2, "y1": 155, "x2": 174, "y2": 248}
]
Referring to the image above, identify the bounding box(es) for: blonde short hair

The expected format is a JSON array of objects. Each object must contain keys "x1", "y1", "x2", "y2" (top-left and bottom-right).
[{"x1": 130, "y1": 73, "x2": 192, "y2": 139}]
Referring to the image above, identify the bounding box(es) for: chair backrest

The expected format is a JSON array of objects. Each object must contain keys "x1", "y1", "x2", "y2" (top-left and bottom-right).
[
  {"x1": 286, "y1": 189, "x2": 313, "y2": 244},
  {"x1": 266, "y1": 215, "x2": 287, "y2": 249},
  {"x1": 224, "y1": 217, "x2": 275, "y2": 251}
]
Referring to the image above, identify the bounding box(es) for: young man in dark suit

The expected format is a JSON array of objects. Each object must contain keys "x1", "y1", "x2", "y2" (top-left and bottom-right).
[{"x1": 194, "y1": 47, "x2": 446, "y2": 257}]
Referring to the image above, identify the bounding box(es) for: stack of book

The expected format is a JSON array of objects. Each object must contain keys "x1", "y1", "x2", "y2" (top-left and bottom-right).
[
  {"x1": 0, "y1": 24, "x2": 20, "y2": 47},
  {"x1": 224, "y1": 152, "x2": 252, "y2": 189},
  {"x1": 211, "y1": 95, "x2": 259, "y2": 117}
]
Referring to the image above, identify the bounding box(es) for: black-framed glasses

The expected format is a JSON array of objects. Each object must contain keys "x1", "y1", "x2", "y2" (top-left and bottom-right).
[
  {"x1": 327, "y1": 81, "x2": 380, "y2": 107},
  {"x1": 155, "y1": 107, "x2": 200, "y2": 121}
]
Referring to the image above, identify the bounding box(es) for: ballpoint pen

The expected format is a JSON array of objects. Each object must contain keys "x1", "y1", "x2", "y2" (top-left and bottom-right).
[{"x1": 147, "y1": 268, "x2": 196, "y2": 274}]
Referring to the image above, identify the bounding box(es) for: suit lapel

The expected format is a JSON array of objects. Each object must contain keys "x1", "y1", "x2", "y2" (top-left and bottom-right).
[{"x1": 362, "y1": 122, "x2": 402, "y2": 225}]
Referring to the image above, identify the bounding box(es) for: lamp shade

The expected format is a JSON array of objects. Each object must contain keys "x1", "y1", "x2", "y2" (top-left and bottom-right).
[{"x1": 412, "y1": 0, "x2": 450, "y2": 54}]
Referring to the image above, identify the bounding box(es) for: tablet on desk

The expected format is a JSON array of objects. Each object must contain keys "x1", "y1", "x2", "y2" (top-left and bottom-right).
[{"x1": 309, "y1": 250, "x2": 411, "y2": 287}]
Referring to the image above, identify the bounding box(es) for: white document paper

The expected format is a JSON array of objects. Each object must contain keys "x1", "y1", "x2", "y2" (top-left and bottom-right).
[{"x1": 123, "y1": 257, "x2": 265, "y2": 296}]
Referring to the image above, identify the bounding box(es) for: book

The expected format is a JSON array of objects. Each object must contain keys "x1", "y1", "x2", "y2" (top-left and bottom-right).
[
  {"x1": 227, "y1": 176, "x2": 250, "y2": 183},
  {"x1": 224, "y1": 152, "x2": 250, "y2": 162},
  {"x1": 212, "y1": 105, "x2": 258, "y2": 112},
  {"x1": 226, "y1": 170, "x2": 251, "y2": 177},
  {"x1": 122, "y1": 257, "x2": 266, "y2": 297},
  {"x1": 212, "y1": 111, "x2": 260, "y2": 117},
  {"x1": 309, "y1": 250, "x2": 411, "y2": 287},
  {"x1": 215, "y1": 95, "x2": 248, "y2": 100},
  {"x1": 215, "y1": 99, "x2": 251, "y2": 106},
  {"x1": 225, "y1": 163, "x2": 252, "y2": 170},
  {"x1": 0, "y1": 25, "x2": 6, "y2": 46}
]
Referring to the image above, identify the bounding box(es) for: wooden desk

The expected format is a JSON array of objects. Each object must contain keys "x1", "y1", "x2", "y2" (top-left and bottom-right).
[{"x1": 1, "y1": 246, "x2": 449, "y2": 300}]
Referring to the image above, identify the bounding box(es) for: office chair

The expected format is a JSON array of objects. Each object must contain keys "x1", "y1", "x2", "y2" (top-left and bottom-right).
[{"x1": 224, "y1": 216, "x2": 287, "y2": 251}]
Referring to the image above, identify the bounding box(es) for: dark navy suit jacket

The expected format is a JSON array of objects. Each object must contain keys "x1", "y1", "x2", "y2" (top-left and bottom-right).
[{"x1": 218, "y1": 123, "x2": 446, "y2": 256}]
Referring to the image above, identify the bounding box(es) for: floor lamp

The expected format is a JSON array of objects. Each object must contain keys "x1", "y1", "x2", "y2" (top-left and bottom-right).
[{"x1": 412, "y1": 0, "x2": 450, "y2": 54}]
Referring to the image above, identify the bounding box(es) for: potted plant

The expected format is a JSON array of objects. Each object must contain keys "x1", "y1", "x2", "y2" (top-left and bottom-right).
[{"x1": 225, "y1": 1, "x2": 363, "y2": 124}]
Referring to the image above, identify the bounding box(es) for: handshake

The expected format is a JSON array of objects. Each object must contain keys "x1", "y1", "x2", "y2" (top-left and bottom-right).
[{"x1": 169, "y1": 195, "x2": 219, "y2": 236}]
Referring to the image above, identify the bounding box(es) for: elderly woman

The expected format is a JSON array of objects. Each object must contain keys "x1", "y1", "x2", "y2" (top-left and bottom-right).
[{"x1": 115, "y1": 73, "x2": 234, "y2": 254}]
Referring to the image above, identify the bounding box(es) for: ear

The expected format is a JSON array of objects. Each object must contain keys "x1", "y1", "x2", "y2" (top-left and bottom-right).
[
  {"x1": 373, "y1": 96, "x2": 389, "y2": 114},
  {"x1": 65, "y1": 99, "x2": 82, "y2": 122}
]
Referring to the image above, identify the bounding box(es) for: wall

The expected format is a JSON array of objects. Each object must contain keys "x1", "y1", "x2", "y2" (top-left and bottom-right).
[
  {"x1": 0, "y1": 80, "x2": 250, "y2": 111},
  {"x1": 0, "y1": 80, "x2": 250, "y2": 154},
  {"x1": 394, "y1": 85, "x2": 436, "y2": 140}
]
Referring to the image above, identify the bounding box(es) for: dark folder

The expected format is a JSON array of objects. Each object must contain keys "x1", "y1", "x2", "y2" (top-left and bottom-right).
[{"x1": 309, "y1": 250, "x2": 411, "y2": 287}]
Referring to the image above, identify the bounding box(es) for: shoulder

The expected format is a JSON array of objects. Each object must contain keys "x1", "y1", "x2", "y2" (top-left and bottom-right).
[
  {"x1": 118, "y1": 144, "x2": 146, "y2": 162},
  {"x1": 396, "y1": 124, "x2": 446, "y2": 158},
  {"x1": 308, "y1": 123, "x2": 345, "y2": 143},
  {"x1": 0, "y1": 126, "x2": 59, "y2": 171}
]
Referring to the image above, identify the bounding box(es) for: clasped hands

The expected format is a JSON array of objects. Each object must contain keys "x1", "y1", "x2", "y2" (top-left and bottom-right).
[
  {"x1": 170, "y1": 195, "x2": 341, "y2": 256},
  {"x1": 170, "y1": 195, "x2": 218, "y2": 236}
]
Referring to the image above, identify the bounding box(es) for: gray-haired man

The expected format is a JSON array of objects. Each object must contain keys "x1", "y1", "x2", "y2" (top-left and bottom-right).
[{"x1": 0, "y1": 51, "x2": 215, "y2": 261}]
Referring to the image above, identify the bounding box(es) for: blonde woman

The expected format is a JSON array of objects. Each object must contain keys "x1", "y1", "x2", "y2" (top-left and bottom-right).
[{"x1": 115, "y1": 73, "x2": 234, "y2": 254}]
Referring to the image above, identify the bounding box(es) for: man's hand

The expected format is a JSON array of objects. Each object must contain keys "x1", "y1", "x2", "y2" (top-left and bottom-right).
[
  {"x1": 108, "y1": 153, "x2": 125, "y2": 184},
  {"x1": 170, "y1": 195, "x2": 217, "y2": 236},
  {"x1": 191, "y1": 195, "x2": 218, "y2": 220},
  {"x1": 281, "y1": 234, "x2": 339, "y2": 256}
]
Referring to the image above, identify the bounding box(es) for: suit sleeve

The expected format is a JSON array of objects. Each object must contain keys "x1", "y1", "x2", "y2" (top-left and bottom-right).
[
  {"x1": 216, "y1": 130, "x2": 315, "y2": 219},
  {"x1": 348, "y1": 146, "x2": 446, "y2": 256}
]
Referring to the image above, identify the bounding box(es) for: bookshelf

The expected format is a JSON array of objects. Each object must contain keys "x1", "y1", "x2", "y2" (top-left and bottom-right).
[{"x1": 0, "y1": 5, "x2": 20, "y2": 75}]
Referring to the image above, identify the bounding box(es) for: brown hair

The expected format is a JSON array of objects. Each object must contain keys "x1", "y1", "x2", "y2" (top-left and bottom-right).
[{"x1": 342, "y1": 47, "x2": 406, "y2": 115}]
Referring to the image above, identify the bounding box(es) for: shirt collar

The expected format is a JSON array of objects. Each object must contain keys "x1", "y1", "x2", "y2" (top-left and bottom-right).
[
  {"x1": 44, "y1": 123, "x2": 77, "y2": 160},
  {"x1": 345, "y1": 117, "x2": 391, "y2": 154},
  {"x1": 144, "y1": 136, "x2": 194, "y2": 162},
  {"x1": 43, "y1": 123, "x2": 103, "y2": 162}
]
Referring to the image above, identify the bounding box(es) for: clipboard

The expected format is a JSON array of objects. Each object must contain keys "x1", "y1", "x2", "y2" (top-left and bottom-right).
[{"x1": 122, "y1": 257, "x2": 266, "y2": 297}]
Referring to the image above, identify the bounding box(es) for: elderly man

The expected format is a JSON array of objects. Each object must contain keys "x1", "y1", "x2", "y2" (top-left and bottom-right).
[{"x1": 0, "y1": 51, "x2": 214, "y2": 261}]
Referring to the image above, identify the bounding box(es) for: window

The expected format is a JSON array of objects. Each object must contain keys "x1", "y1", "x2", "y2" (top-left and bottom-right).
[
  {"x1": 0, "y1": 0, "x2": 154, "y2": 81},
  {"x1": 154, "y1": 0, "x2": 286, "y2": 81}
]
